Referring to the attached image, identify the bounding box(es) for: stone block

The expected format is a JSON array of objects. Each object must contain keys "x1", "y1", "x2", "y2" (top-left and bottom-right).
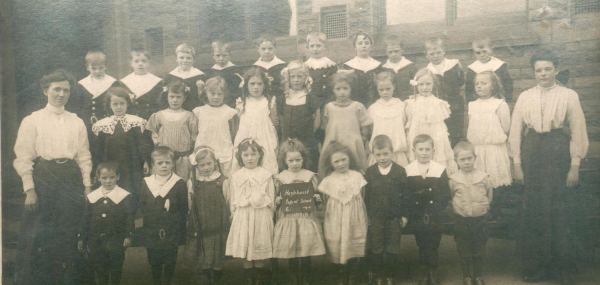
[{"x1": 574, "y1": 76, "x2": 600, "y2": 88}]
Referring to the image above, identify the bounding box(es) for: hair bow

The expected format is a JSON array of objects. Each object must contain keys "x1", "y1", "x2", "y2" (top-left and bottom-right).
[
  {"x1": 185, "y1": 86, "x2": 191, "y2": 92},
  {"x1": 409, "y1": 79, "x2": 418, "y2": 86},
  {"x1": 128, "y1": 93, "x2": 137, "y2": 101},
  {"x1": 189, "y1": 147, "x2": 218, "y2": 166},
  {"x1": 162, "y1": 86, "x2": 168, "y2": 92}
]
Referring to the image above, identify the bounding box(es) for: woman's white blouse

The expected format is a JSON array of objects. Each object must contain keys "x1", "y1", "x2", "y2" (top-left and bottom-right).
[
  {"x1": 508, "y1": 83, "x2": 588, "y2": 166},
  {"x1": 13, "y1": 104, "x2": 93, "y2": 191}
]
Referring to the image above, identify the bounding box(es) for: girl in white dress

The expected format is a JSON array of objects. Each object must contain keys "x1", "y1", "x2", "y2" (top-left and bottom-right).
[
  {"x1": 318, "y1": 141, "x2": 368, "y2": 284},
  {"x1": 273, "y1": 139, "x2": 325, "y2": 284},
  {"x1": 405, "y1": 68, "x2": 457, "y2": 174},
  {"x1": 226, "y1": 139, "x2": 276, "y2": 284},
  {"x1": 232, "y1": 67, "x2": 279, "y2": 175},
  {"x1": 193, "y1": 77, "x2": 238, "y2": 177},
  {"x1": 368, "y1": 71, "x2": 409, "y2": 167},
  {"x1": 467, "y1": 71, "x2": 512, "y2": 188}
]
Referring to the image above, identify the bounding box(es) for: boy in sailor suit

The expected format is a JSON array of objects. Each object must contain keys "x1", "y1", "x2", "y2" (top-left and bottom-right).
[
  {"x1": 465, "y1": 38, "x2": 514, "y2": 103},
  {"x1": 78, "y1": 162, "x2": 134, "y2": 285}
]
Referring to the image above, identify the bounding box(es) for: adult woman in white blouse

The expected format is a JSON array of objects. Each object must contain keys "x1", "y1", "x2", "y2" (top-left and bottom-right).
[
  {"x1": 509, "y1": 50, "x2": 588, "y2": 285},
  {"x1": 13, "y1": 69, "x2": 93, "y2": 285}
]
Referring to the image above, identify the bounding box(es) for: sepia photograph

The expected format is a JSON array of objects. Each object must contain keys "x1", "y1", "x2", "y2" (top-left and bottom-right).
[{"x1": 1, "y1": 0, "x2": 599, "y2": 284}]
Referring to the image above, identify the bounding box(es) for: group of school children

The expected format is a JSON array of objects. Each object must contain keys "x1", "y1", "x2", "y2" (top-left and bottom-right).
[{"x1": 18, "y1": 29, "x2": 589, "y2": 285}]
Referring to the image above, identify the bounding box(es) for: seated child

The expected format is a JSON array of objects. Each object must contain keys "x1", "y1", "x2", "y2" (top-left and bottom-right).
[
  {"x1": 449, "y1": 142, "x2": 493, "y2": 285},
  {"x1": 405, "y1": 134, "x2": 451, "y2": 285},
  {"x1": 139, "y1": 146, "x2": 188, "y2": 285},
  {"x1": 78, "y1": 162, "x2": 134, "y2": 285},
  {"x1": 364, "y1": 135, "x2": 409, "y2": 284}
]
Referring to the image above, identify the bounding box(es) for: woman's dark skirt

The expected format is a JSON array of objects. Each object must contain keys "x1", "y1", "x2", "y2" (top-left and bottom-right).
[
  {"x1": 518, "y1": 129, "x2": 579, "y2": 273},
  {"x1": 14, "y1": 159, "x2": 88, "y2": 285}
]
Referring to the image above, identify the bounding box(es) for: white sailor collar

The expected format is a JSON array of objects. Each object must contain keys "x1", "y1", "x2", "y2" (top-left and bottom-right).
[
  {"x1": 87, "y1": 186, "x2": 131, "y2": 204},
  {"x1": 305, "y1": 57, "x2": 337, "y2": 70},
  {"x1": 405, "y1": 160, "x2": 446, "y2": 178},
  {"x1": 382, "y1": 57, "x2": 413, "y2": 73},
  {"x1": 344, "y1": 56, "x2": 381, "y2": 72},
  {"x1": 449, "y1": 169, "x2": 488, "y2": 185},
  {"x1": 427, "y1": 58, "x2": 461, "y2": 75},
  {"x1": 120, "y1": 72, "x2": 162, "y2": 98},
  {"x1": 276, "y1": 169, "x2": 315, "y2": 183},
  {"x1": 144, "y1": 174, "x2": 183, "y2": 198},
  {"x1": 232, "y1": 167, "x2": 272, "y2": 187},
  {"x1": 211, "y1": 61, "x2": 236, "y2": 70},
  {"x1": 197, "y1": 171, "x2": 222, "y2": 182},
  {"x1": 254, "y1": 56, "x2": 286, "y2": 70},
  {"x1": 92, "y1": 114, "x2": 147, "y2": 135},
  {"x1": 169, "y1": 67, "x2": 205, "y2": 79},
  {"x1": 79, "y1": 75, "x2": 117, "y2": 99},
  {"x1": 467, "y1": 57, "x2": 505, "y2": 74}
]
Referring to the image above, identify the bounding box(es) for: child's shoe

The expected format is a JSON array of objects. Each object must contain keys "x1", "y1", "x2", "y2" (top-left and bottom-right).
[
  {"x1": 463, "y1": 277, "x2": 473, "y2": 285},
  {"x1": 417, "y1": 266, "x2": 429, "y2": 285},
  {"x1": 473, "y1": 277, "x2": 485, "y2": 285},
  {"x1": 373, "y1": 277, "x2": 384, "y2": 285},
  {"x1": 385, "y1": 277, "x2": 394, "y2": 285},
  {"x1": 427, "y1": 268, "x2": 440, "y2": 285}
]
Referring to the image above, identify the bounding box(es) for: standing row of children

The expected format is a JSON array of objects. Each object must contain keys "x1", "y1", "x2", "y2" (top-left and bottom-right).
[{"x1": 71, "y1": 30, "x2": 575, "y2": 285}]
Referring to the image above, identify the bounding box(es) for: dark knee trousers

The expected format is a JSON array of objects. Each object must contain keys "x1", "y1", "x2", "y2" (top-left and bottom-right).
[{"x1": 454, "y1": 215, "x2": 487, "y2": 277}]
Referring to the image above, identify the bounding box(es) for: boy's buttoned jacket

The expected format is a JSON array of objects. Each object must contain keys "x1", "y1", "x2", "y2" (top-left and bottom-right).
[
  {"x1": 364, "y1": 162, "x2": 409, "y2": 220},
  {"x1": 449, "y1": 169, "x2": 493, "y2": 218}
]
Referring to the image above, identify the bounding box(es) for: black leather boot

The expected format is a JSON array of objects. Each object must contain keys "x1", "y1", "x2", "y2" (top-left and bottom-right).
[
  {"x1": 428, "y1": 267, "x2": 440, "y2": 285},
  {"x1": 417, "y1": 266, "x2": 429, "y2": 285}
]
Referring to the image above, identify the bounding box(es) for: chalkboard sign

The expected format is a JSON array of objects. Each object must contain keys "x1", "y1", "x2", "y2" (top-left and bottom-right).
[{"x1": 281, "y1": 182, "x2": 315, "y2": 214}]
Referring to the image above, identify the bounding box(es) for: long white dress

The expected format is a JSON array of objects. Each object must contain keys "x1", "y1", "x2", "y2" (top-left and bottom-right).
[
  {"x1": 225, "y1": 167, "x2": 275, "y2": 261},
  {"x1": 467, "y1": 97, "x2": 512, "y2": 188},
  {"x1": 367, "y1": 98, "x2": 409, "y2": 167},
  {"x1": 193, "y1": 104, "x2": 238, "y2": 177},
  {"x1": 405, "y1": 95, "x2": 458, "y2": 173},
  {"x1": 318, "y1": 170, "x2": 368, "y2": 264},
  {"x1": 232, "y1": 96, "x2": 279, "y2": 175}
]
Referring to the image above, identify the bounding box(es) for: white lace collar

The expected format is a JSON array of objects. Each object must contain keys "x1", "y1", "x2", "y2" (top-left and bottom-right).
[
  {"x1": 405, "y1": 160, "x2": 446, "y2": 178},
  {"x1": 92, "y1": 114, "x2": 147, "y2": 135},
  {"x1": 144, "y1": 174, "x2": 182, "y2": 198},
  {"x1": 467, "y1": 57, "x2": 505, "y2": 74},
  {"x1": 120, "y1": 72, "x2": 162, "y2": 98},
  {"x1": 87, "y1": 186, "x2": 131, "y2": 204},
  {"x1": 305, "y1": 57, "x2": 337, "y2": 70},
  {"x1": 232, "y1": 167, "x2": 272, "y2": 187},
  {"x1": 253, "y1": 56, "x2": 286, "y2": 70},
  {"x1": 427, "y1": 58, "x2": 461, "y2": 75},
  {"x1": 382, "y1": 57, "x2": 413, "y2": 73},
  {"x1": 276, "y1": 169, "x2": 315, "y2": 183},
  {"x1": 45, "y1": 103, "x2": 65, "y2": 115},
  {"x1": 197, "y1": 171, "x2": 222, "y2": 182},
  {"x1": 169, "y1": 67, "x2": 205, "y2": 79},
  {"x1": 211, "y1": 61, "x2": 236, "y2": 70},
  {"x1": 344, "y1": 57, "x2": 381, "y2": 72},
  {"x1": 449, "y1": 169, "x2": 488, "y2": 185},
  {"x1": 79, "y1": 74, "x2": 117, "y2": 99}
]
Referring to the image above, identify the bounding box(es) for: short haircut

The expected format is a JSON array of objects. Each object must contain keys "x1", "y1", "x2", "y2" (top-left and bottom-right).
[
  {"x1": 201, "y1": 76, "x2": 228, "y2": 105},
  {"x1": 235, "y1": 138, "x2": 265, "y2": 167},
  {"x1": 256, "y1": 34, "x2": 277, "y2": 48},
  {"x1": 352, "y1": 31, "x2": 373, "y2": 47},
  {"x1": 413, "y1": 68, "x2": 440, "y2": 97},
  {"x1": 151, "y1": 146, "x2": 175, "y2": 165},
  {"x1": 129, "y1": 49, "x2": 151, "y2": 61},
  {"x1": 212, "y1": 40, "x2": 231, "y2": 54},
  {"x1": 413, "y1": 134, "x2": 434, "y2": 148},
  {"x1": 372, "y1": 135, "x2": 394, "y2": 152},
  {"x1": 96, "y1": 161, "x2": 120, "y2": 177},
  {"x1": 307, "y1": 31, "x2": 327, "y2": 45},
  {"x1": 375, "y1": 70, "x2": 395, "y2": 87},
  {"x1": 104, "y1": 87, "x2": 132, "y2": 115},
  {"x1": 85, "y1": 51, "x2": 107, "y2": 67},
  {"x1": 278, "y1": 138, "x2": 310, "y2": 170},
  {"x1": 175, "y1": 43, "x2": 196, "y2": 57},
  {"x1": 453, "y1": 141, "x2": 475, "y2": 158},
  {"x1": 383, "y1": 34, "x2": 404, "y2": 48},
  {"x1": 40, "y1": 69, "x2": 76, "y2": 91},
  {"x1": 321, "y1": 141, "x2": 358, "y2": 176},
  {"x1": 424, "y1": 37, "x2": 444, "y2": 50},
  {"x1": 475, "y1": 71, "x2": 504, "y2": 99},
  {"x1": 472, "y1": 37, "x2": 493, "y2": 54},
  {"x1": 530, "y1": 49, "x2": 559, "y2": 69},
  {"x1": 159, "y1": 79, "x2": 189, "y2": 108},
  {"x1": 328, "y1": 72, "x2": 356, "y2": 90}
]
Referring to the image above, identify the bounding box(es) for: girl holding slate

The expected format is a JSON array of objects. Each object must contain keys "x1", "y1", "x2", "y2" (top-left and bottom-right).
[{"x1": 273, "y1": 139, "x2": 325, "y2": 284}]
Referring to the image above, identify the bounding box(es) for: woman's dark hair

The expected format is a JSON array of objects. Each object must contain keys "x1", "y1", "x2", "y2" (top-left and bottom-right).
[
  {"x1": 530, "y1": 49, "x2": 559, "y2": 69},
  {"x1": 157, "y1": 79, "x2": 190, "y2": 109},
  {"x1": 104, "y1": 87, "x2": 132, "y2": 115},
  {"x1": 235, "y1": 138, "x2": 265, "y2": 167},
  {"x1": 40, "y1": 69, "x2": 76, "y2": 91}
]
